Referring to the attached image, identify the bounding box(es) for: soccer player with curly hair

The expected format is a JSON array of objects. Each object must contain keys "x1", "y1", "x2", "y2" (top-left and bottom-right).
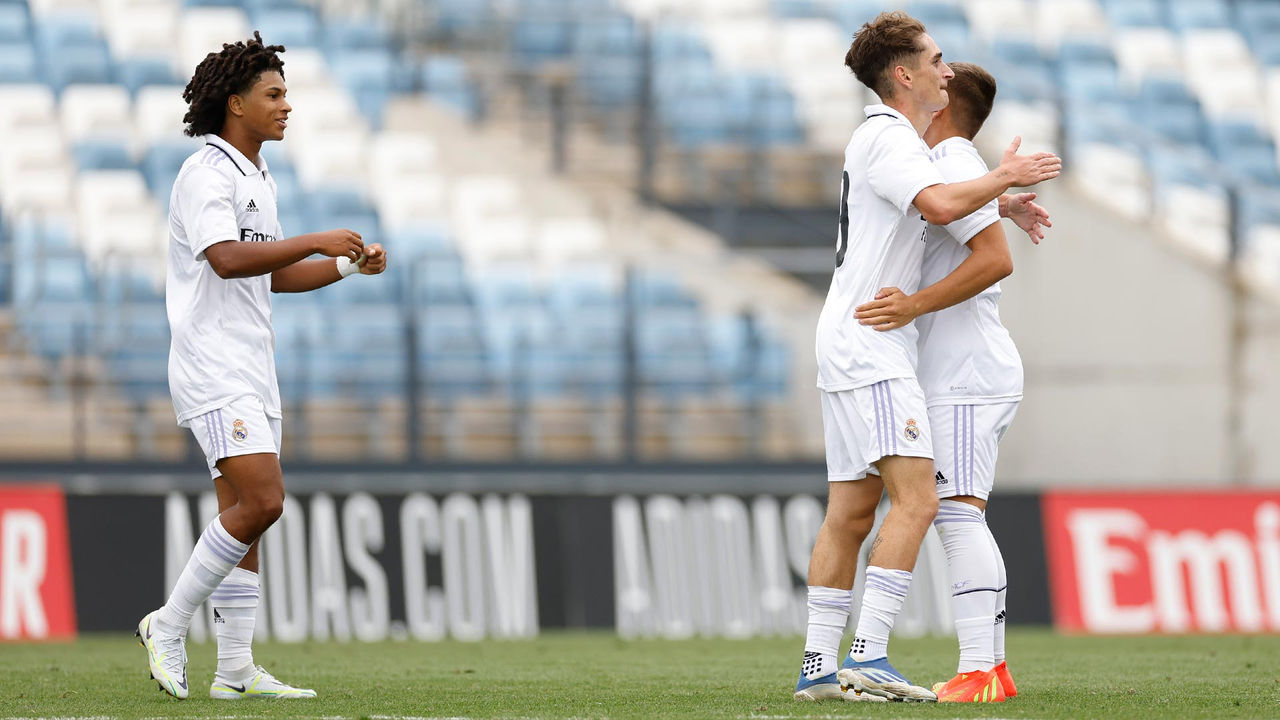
[{"x1": 136, "y1": 32, "x2": 386, "y2": 700}]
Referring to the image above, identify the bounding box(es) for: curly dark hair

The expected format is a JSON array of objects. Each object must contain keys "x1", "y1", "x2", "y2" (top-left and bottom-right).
[{"x1": 182, "y1": 31, "x2": 286, "y2": 137}]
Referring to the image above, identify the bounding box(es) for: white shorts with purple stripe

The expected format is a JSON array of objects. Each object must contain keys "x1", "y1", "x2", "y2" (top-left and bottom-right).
[
  {"x1": 928, "y1": 401, "x2": 1019, "y2": 500},
  {"x1": 183, "y1": 394, "x2": 282, "y2": 479},
  {"x1": 820, "y1": 377, "x2": 933, "y2": 482}
]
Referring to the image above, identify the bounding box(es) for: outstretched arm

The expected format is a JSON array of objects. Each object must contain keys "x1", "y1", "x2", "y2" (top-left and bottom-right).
[
  {"x1": 912, "y1": 137, "x2": 1061, "y2": 225},
  {"x1": 271, "y1": 243, "x2": 386, "y2": 293},
  {"x1": 853, "y1": 224, "x2": 1013, "y2": 332}
]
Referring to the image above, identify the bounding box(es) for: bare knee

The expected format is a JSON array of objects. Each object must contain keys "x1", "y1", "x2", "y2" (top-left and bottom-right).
[
  {"x1": 825, "y1": 508, "x2": 876, "y2": 545},
  {"x1": 905, "y1": 493, "x2": 939, "y2": 528}
]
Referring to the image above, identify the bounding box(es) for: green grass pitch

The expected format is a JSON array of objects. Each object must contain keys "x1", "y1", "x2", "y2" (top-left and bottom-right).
[{"x1": 1, "y1": 629, "x2": 1277, "y2": 719}]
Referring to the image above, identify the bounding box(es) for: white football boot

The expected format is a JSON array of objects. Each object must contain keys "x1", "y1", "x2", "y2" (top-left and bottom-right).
[
  {"x1": 136, "y1": 610, "x2": 188, "y2": 699},
  {"x1": 210, "y1": 665, "x2": 317, "y2": 700}
]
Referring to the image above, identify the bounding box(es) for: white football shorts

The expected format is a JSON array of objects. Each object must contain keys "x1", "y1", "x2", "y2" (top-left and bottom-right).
[
  {"x1": 182, "y1": 394, "x2": 282, "y2": 479},
  {"x1": 821, "y1": 377, "x2": 933, "y2": 482},
  {"x1": 929, "y1": 401, "x2": 1019, "y2": 500}
]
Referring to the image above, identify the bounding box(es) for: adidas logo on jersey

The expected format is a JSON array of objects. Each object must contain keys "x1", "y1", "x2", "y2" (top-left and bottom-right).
[
  {"x1": 935, "y1": 470, "x2": 948, "y2": 486},
  {"x1": 214, "y1": 609, "x2": 225, "y2": 624},
  {"x1": 245, "y1": 199, "x2": 259, "y2": 212}
]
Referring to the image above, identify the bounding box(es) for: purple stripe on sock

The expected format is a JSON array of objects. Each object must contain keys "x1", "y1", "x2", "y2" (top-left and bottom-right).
[
  {"x1": 203, "y1": 524, "x2": 244, "y2": 563},
  {"x1": 865, "y1": 576, "x2": 908, "y2": 598},
  {"x1": 201, "y1": 536, "x2": 239, "y2": 565},
  {"x1": 811, "y1": 597, "x2": 851, "y2": 610}
]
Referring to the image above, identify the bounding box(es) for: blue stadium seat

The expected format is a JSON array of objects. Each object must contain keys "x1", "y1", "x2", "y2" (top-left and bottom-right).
[
  {"x1": 663, "y1": 93, "x2": 731, "y2": 147},
  {"x1": 635, "y1": 308, "x2": 713, "y2": 396},
  {"x1": 573, "y1": 14, "x2": 639, "y2": 57},
  {"x1": 989, "y1": 38, "x2": 1045, "y2": 68},
  {"x1": 98, "y1": 267, "x2": 163, "y2": 306},
  {"x1": 1166, "y1": 0, "x2": 1231, "y2": 31},
  {"x1": 116, "y1": 56, "x2": 179, "y2": 95},
  {"x1": 44, "y1": 43, "x2": 113, "y2": 91},
  {"x1": 410, "y1": 256, "x2": 472, "y2": 306},
  {"x1": 311, "y1": 302, "x2": 407, "y2": 398},
  {"x1": 1146, "y1": 143, "x2": 1222, "y2": 189},
  {"x1": 1137, "y1": 76, "x2": 1198, "y2": 106},
  {"x1": 833, "y1": 0, "x2": 892, "y2": 34},
  {"x1": 415, "y1": 306, "x2": 492, "y2": 396},
  {"x1": 771, "y1": 0, "x2": 825, "y2": 18},
  {"x1": 330, "y1": 48, "x2": 395, "y2": 127},
  {"x1": 33, "y1": 12, "x2": 99, "y2": 59},
  {"x1": 1057, "y1": 38, "x2": 1116, "y2": 67},
  {"x1": 1141, "y1": 104, "x2": 1203, "y2": 145},
  {"x1": 1059, "y1": 63, "x2": 1123, "y2": 103},
  {"x1": 29, "y1": 258, "x2": 94, "y2": 304},
  {"x1": 907, "y1": 0, "x2": 968, "y2": 27},
  {"x1": 386, "y1": 224, "x2": 457, "y2": 260},
  {"x1": 708, "y1": 315, "x2": 788, "y2": 399},
  {"x1": 1206, "y1": 119, "x2": 1272, "y2": 159},
  {"x1": 0, "y1": 4, "x2": 29, "y2": 44},
  {"x1": 419, "y1": 56, "x2": 480, "y2": 116},
  {"x1": 19, "y1": 301, "x2": 95, "y2": 359},
  {"x1": 0, "y1": 41, "x2": 36, "y2": 83},
  {"x1": 433, "y1": 0, "x2": 496, "y2": 35},
  {"x1": 512, "y1": 18, "x2": 572, "y2": 63},
  {"x1": 1236, "y1": 0, "x2": 1280, "y2": 33},
  {"x1": 651, "y1": 27, "x2": 713, "y2": 67},
  {"x1": 73, "y1": 139, "x2": 136, "y2": 171},
  {"x1": 1101, "y1": 0, "x2": 1164, "y2": 28},
  {"x1": 322, "y1": 17, "x2": 390, "y2": 53},
  {"x1": 556, "y1": 306, "x2": 623, "y2": 396},
  {"x1": 1235, "y1": 185, "x2": 1280, "y2": 230},
  {"x1": 1247, "y1": 31, "x2": 1280, "y2": 66},
  {"x1": 628, "y1": 270, "x2": 699, "y2": 309},
  {"x1": 480, "y1": 304, "x2": 563, "y2": 395},
  {"x1": 252, "y1": 7, "x2": 320, "y2": 48}
]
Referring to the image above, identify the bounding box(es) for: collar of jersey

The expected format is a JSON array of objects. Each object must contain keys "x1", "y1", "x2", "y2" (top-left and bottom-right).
[
  {"x1": 202, "y1": 134, "x2": 267, "y2": 176},
  {"x1": 934, "y1": 135, "x2": 975, "y2": 152},
  {"x1": 863, "y1": 103, "x2": 908, "y2": 123}
]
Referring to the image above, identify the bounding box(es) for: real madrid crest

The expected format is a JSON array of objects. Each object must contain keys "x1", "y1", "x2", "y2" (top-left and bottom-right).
[
  {"x1": 904, "y1": 418, "x2": 919, "y2": 441},
  {"x1": 232, "y1": 419, "x2": 248, "y2": 442}
]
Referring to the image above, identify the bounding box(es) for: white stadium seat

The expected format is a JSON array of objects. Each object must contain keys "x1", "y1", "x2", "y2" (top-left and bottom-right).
[
  {"x1": 1033, "y1": 0, "x2": 1105, "y2": 50},
  {"x1": 1113, "y1": 28, "x2": 1180, "y2": 90},
  {"x1": 963, "y1": 0, "x2": 1033, "y2": 42},
  {"x1": 60, "y1": 84, "x2": 134, "y2": 142},
  {"x1": 178, "y1": 7, "x2": 250, "y2": 77},
  {"x1": 1158, "y1": 185, "x2": 1231, "y2": 265},
  {"x1": 133, "y1": 85, "x2": 188, "y2": 143},
  {"x1": 102, "y1": 3, "x2": 177, "y2": 60},
  {"x1": 1068, "y1": 142, "x2": 1150, "y2": 220},
  {"x1": 0, "y1": 84, "x2": 58, "y2": 133}
]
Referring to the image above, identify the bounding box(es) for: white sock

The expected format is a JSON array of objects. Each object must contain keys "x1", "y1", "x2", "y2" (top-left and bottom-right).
[
  {"x1": 157, "y1": 516, "x2": 251, "y2": 635},
  {"x1": 934, "y1": 499, "x2": 998, "y2": 673},
  {"x1": 849, "y1": 566, "x2": 911, "y2": 662},
  {"x1": 211, "y1": 567, "x2": 259, "y2": 680},
  {"x1": 802, "y1": 586, "x2": 853, "y2": 681},
  {"x1": 988, "y1": 522, "x2": 1008, "y2": 664}
]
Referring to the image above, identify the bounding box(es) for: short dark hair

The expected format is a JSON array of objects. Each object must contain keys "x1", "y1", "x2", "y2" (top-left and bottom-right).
[
  {"x1": 182, "y1": 31, "x2": 286, "y2": 137},
  {"x1": 944, "y1": 62, "x2": 997, "y2": 139},
  {"x1": 844, "y1": 11, "x2": 927, "y2": 100}
]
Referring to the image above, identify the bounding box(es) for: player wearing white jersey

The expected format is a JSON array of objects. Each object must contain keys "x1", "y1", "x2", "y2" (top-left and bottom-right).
[
  {"x1": 794, "y1": 12, "x2": 1060, "y2": 704},
  {"x1": 137, "y1": 33, "x2": 386, "y2": 701},
  {"x1": 916, "y1": 62, "x2": 1028, "y2": 703}
]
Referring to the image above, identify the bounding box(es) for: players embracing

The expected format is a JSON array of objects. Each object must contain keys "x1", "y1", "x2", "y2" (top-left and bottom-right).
[
  {"x1": 793, "y1": 11, "x2": 1058, "y2": 704},
  {"x1": 136, "y1": 32, "x2": 387, "y2": 700}
]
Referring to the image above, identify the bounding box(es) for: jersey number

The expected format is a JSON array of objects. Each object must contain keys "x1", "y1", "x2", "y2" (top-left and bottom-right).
[{"x1": 836, "y1": 171, "x2": 850, "y2": 268}]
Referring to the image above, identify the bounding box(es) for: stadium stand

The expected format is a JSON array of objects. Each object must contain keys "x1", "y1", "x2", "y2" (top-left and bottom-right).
[
  {"x1": 0, "y1": 0, "x2": 816, "y2": 463},
  {"x1": 3, "y1": 0, "x2": 1280, "y2": 465}
]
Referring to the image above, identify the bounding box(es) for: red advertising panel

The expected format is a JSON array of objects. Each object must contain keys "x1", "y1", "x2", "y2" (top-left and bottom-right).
[
  {"x1": 1044, "y1": 491, "x2": 1280, "y2": 633},
  {"x1": 0, "y1": 486, "x2": 76, "y2": 640}
]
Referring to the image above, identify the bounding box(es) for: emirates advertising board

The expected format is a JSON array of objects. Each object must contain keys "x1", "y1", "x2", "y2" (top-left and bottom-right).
[{"x1": 1043, "y1": 491, "x2": 1280, "y2": 634}]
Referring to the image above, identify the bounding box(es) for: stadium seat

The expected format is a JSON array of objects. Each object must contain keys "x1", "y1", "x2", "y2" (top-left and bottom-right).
[
  {"x1": 142, "y1": 141, "x2": 198, "y2": 196},
  {"x1": 60, "y1": 84, "x2": 134, "y2": 141},
  {"x1": 1100, "y1": 0, "x2": 1163, "y2": 28},
  {"x1": 415, "y1": 306, "x2": 493, "y2": 396},
  {"x1": 115, "y1": 55, "x2": 180, "y2": 95},
  {"x1": 178, "y1": 7, "x2": 250, "y2": 75},
  {"x1": 252, "y1": 6, "x2": 320, "y2": 48},
  {"x1": 1166, "y1": 0, "x2": 1231, "y2": 32},
  {"x1": 0, "y1": 41, "x2": 37, "y2": 83},
  {"x1": 73, "y1": 139, "x2": 136, "y2": 171},
  {"x1": 322, "y1": 16, "x2": 390, "y2": 54},
  {"x1": 44, "y1": 44, "x2": 114, "y2": 91},
  {"x1": 0, "y1": 4, "x2": 28, "y2": 44},
  {"x1": 135, "y1": 85, "x2": 190, "y2": 143}
]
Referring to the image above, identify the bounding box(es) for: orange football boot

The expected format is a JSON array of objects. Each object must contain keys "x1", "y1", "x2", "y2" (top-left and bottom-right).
[
  {"x1": 932, "y1": 668, "x2": 1007, "y2": 703},
  {"x1": 993, "y1": 660, "x2": 1018, "y2": 697}
]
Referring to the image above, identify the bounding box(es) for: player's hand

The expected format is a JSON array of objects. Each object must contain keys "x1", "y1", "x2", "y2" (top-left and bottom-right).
[
  {"x1": 1006, "y1": 192, "x2": 1052, "y2": 245},
  {"x1": 854, "y1": 287, "x2": 922, "y2": 332},
  {"x1": 358, "y1": 243, "x2": 386, "y2": 275},
  {"x1": 313, "y1": 229, "x2": 364, "y2": 261},
  {"x1": 999, "y1": 136, "x2": 1062, "y2": 188}
]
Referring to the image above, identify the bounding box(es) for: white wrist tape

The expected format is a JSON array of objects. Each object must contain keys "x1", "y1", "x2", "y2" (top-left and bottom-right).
[{"x1": 336, "y1": 255, "x2": 364, "y2": 278}]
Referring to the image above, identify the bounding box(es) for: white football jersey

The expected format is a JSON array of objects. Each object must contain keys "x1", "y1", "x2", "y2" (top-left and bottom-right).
[
  {"x1": 166, "y1": 134, "x2": 284, "y2": 424},
  {"x1": 815, "y1": 105, "x2": 945, "y2": 392},
  {"x1": 916, "y1": 136, "x2": 1024, "y2": 407}
]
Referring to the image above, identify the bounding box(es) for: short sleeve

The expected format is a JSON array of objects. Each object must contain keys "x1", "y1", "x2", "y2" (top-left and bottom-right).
[
  {"x1": 933, "y1": 148, "x2": 999, "y2": 245},
  {"x1": 865, "y1": 122, "x2": 945, "y2": 215},
  {"x1": 174, "y1": 165, "x2": 239, "y2": 261}
]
